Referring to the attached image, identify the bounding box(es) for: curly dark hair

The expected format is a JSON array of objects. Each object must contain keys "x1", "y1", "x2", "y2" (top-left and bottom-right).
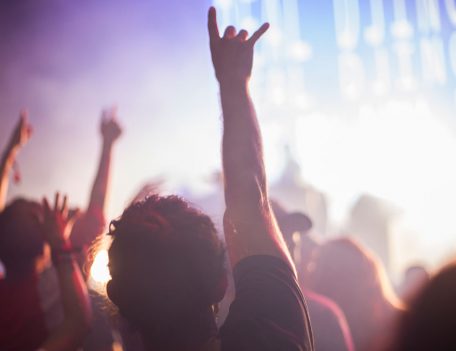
[{"x1": 106, "y1": 194, "x2": 226, "y2": 330}]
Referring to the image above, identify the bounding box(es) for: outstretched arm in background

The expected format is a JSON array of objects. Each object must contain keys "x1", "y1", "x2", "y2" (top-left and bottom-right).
[
  {"x1": 40, "y1": 193, "x2": 91, "y2": 351},
  {"x1": 208, "y1": 8, "x2": 294, "y2": 271},
  {"x1": 0, "y1": 111, "x2": 32, "y2": 212},
  {"x1": 88, "y1": 108, "x2": 122, "y2": 214},
  {"x1": 70, "y1": 108, "x2": 122, "y2": 250}
]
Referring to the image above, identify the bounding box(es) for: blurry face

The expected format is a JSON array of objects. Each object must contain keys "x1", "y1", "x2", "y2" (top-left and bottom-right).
[{"x1": 0, "y1": 199, "x2": 45, "y2": 269}]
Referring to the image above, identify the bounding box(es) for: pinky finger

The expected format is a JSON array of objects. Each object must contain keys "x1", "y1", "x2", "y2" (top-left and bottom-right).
[{"x1": 248, "y1": 22, "x2": 270, "y2": 45}]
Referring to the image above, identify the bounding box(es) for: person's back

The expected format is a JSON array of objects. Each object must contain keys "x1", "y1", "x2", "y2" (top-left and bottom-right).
[
  {"x1": 0, "y1": 195, "x2": 92, "y2": 351},
  {"x1": 270, "y1": 200, "x2": 354, "y2": 351},
  {"x1": 308, "y1": 238, "x2": 402, "y2": 351},
  {"x1": 0, "y1": 199, "x2": 48, "y2": 350},
  {"x1": 107, "y1": 194, "x2": 313, "y2": 351},
  {"x1": 0, "y1": 267, "x2": 48, "y2": 350},
  {"x1": 105, "y1": 7, "x2": 314, "y2": 351}
]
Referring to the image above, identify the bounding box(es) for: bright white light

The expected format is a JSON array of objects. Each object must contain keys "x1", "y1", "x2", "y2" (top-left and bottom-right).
[
  {"x1": 240, "y1": 16, "x2": 258, "y2": 33},
  {"x1": 90, "y1": 249, "x2": 111, "y2": 284},
  {"x1": 289, "y1": 41, "x2": 313, "y2": 62},
  {"x1": 446, "y1": 0, "x2": 456, "y2": 26},
  {"x1": 271, "y1": 88, "x2": 285, "y2": 105},
  {"x1": 364, "y1": 27, "x2": 384, "y2": 46},
  {"x1": 393, "y1": 42, "x2": 416, "y2": 91},
  {"x1": 292, "y1": 93, "x2": 312, "y2": 110},
  {"x1": 294, "y1": 99, "x2": 456, "y2": 270},
  {"x1": 214, "y1": 0, "x2": 232, "y2": 10},
  {"x1": 333, "y1": 0, "x2": 361, "y2": 50},
  {"x1": 372, "y1": 81, "x2": 388, "y2": 96},
  {"x1": 420, "y1": 37, "x2": 447, "y2": 84},
  {"x1": 391, "y1": 20, "x2": 414, "y2": 39},
  {"x1": 265, "y1": 27, "x2": 282, "y2": 47},
  {"x1": 338, "y1": 31, "x2": 358, "y2": 50},
  {"x1": 266, "y1": 70, "x2": 286, "y2": 105},
  {"x1": 399, "y1": 76, "x2": 416, "y2": 91},
  {"x1": 364, "y1": 0, "x2": 386, "y2": 46},
  {"x1": 262, "y1": 121, "x2": 286, "y2": 182},
  {"x1": 339, "y1": 52, "x2": 365, "y2": 100}
]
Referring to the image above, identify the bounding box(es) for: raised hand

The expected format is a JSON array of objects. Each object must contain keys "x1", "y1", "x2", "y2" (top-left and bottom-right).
[
  {"x1": 208, "y1": 6, "x2": 269, "y2": 84},
  {"x1": 39, "y1": 193, "x2": 91, "y2": 351},
  {"x1": 0, "y1": 110, "x2": 33, "y2": 211},
  {"x1": 9, "y1": 110, "x2": 32, "y2": 150},
  {"x1": 101, "y1": 107, "x2": 122, "y2": 144},
  {"x1": 41, "y1": 193, "x2": 78, "y2": 250}
]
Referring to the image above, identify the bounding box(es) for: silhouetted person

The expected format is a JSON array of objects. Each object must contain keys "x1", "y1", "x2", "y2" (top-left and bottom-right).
[
  {"x1": 391, "y1": 261, "x2": 456, "y2": 351},
  {"x1": 105, "y1": 7, "x2": 314, "y2": 351},
  {"x1": 0, "y1": 194, "x2": 91, "y2": 350},
  {"x1": 0, "y1": 114, "x2": 91, "y2": 350},
  {"x1": 272, "y1": 200, "x2": 355, "y2": 351},
  {"x1": 396, "y1": 265, "x2": 430, "y2": 307},
  {"x1": 308, "y1": 238, "x2": 403, "y2": 351},
  {"x1": 32, "y1": 108, "x2": 122, "y2": 351}
]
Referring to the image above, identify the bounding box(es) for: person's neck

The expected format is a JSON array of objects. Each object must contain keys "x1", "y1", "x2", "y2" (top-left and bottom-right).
[{"x1": 143, "y1": 306, "x2": 218, "y2": 351}]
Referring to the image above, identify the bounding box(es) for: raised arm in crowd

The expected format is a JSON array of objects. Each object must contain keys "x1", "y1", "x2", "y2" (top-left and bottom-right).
[
  {"x1": 39, "y1": 193, "x2": 92, "y2": 351},
  {"x1": 0, "y1": 111, "x2": 32, "y2": 212}
]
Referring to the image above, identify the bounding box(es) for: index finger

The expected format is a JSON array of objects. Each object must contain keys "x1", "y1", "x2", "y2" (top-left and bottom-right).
[
  {"x1": 19, "y1": 109, "x2": 28, "y2": 122},
  {"x1": 54, "y1": 192, "x2": 60, "y2": 212},
  {"x1": 208, "y1": 7, "x2": 220, "y2": 43},
  {"x1": 248, "y1": 22, "x2": 270, "y2": 45},
  {"x1": 61, "y1": 195, "x2": 68, "y2": 214},
  {"x1": 42, "y1": 197, "x2": 51, "y2": 215}
]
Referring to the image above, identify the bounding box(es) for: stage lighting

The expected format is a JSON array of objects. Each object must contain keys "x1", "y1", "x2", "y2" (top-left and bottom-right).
[
  {"x1": 90, "y1": 249, "x2": 111, "y2": 284},
  {"x1": 215, "y1": 0, "x2": 456, "y2": 275}
]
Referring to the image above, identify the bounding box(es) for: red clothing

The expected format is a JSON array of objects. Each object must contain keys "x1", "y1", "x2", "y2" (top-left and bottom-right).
[
  {"x1": 70, "y1": 207, "x2": 106, "y2": 249},
  {"x1": 69, "y1": 208, "x2": 105, "y2": 277},
  {"x1": 304, "y1": 290, "x2": 355, "y2": 351},
  {"x1": 0, "y1": 208, "x2": 105, "y2": 351},
  {"x1": 0, "y1": 272, "x2": 48, "y2": 351}
]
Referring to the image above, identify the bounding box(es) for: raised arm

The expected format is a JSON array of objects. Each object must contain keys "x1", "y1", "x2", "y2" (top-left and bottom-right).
[
  {"x1": 0, "y1": 111, "x2": 32, "y2": 212},
  {"x1": 70, "y1": 109, "x2": 122, "y2": 252},
  {"x1": 87, "y1": 108, "x2": 122, "y2": 214},
  {"x1": 40, "y1": 193, "x2": 91, "y2": 351},
  {"x1": 208, "y1": 8, "x2": 294, "y2": 271}
]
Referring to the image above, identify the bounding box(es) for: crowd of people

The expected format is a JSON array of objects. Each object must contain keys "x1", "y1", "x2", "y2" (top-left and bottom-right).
[{"x1": 1, "y1": 7, "x2": 456, "y2": 351}]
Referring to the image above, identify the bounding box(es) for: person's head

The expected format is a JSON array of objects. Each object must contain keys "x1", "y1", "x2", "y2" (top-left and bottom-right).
[
  {"x1": 0, "y1": 198, "x2": 44, "y2": 276},
  {"x1": 398, "y1": 264, "x2": 430, "y2": 306},
  {"x1": 309, "y1": 237, "x2": 399, "y2": 305},
  {"x1": 270, "y1": 200, "x2": 312, "y2": 257},
  {"x1": 391, "y1": 261, "x2": 456, "y2": 351},
  {"x1": 106, "y1": 195, "x2": 226, "y2": 340},
  {"x1": 307, "y1": 237, "x2": 402, "y2": 348}
]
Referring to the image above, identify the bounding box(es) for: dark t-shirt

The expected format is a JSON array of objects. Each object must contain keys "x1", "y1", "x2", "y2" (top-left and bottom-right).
[{"x1": 220, "y1": 255, "x2": 314, "y2": 351}]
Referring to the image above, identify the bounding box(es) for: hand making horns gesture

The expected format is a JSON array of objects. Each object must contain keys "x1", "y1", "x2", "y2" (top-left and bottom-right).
[{"x1": 208, "y1": 7, "x2": 269, "y2": 85}]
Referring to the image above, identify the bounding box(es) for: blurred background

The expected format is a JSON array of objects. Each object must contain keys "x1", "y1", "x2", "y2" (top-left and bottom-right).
[{"x1": 2, "y1": 0, "x2": 456, "y2": 282}]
